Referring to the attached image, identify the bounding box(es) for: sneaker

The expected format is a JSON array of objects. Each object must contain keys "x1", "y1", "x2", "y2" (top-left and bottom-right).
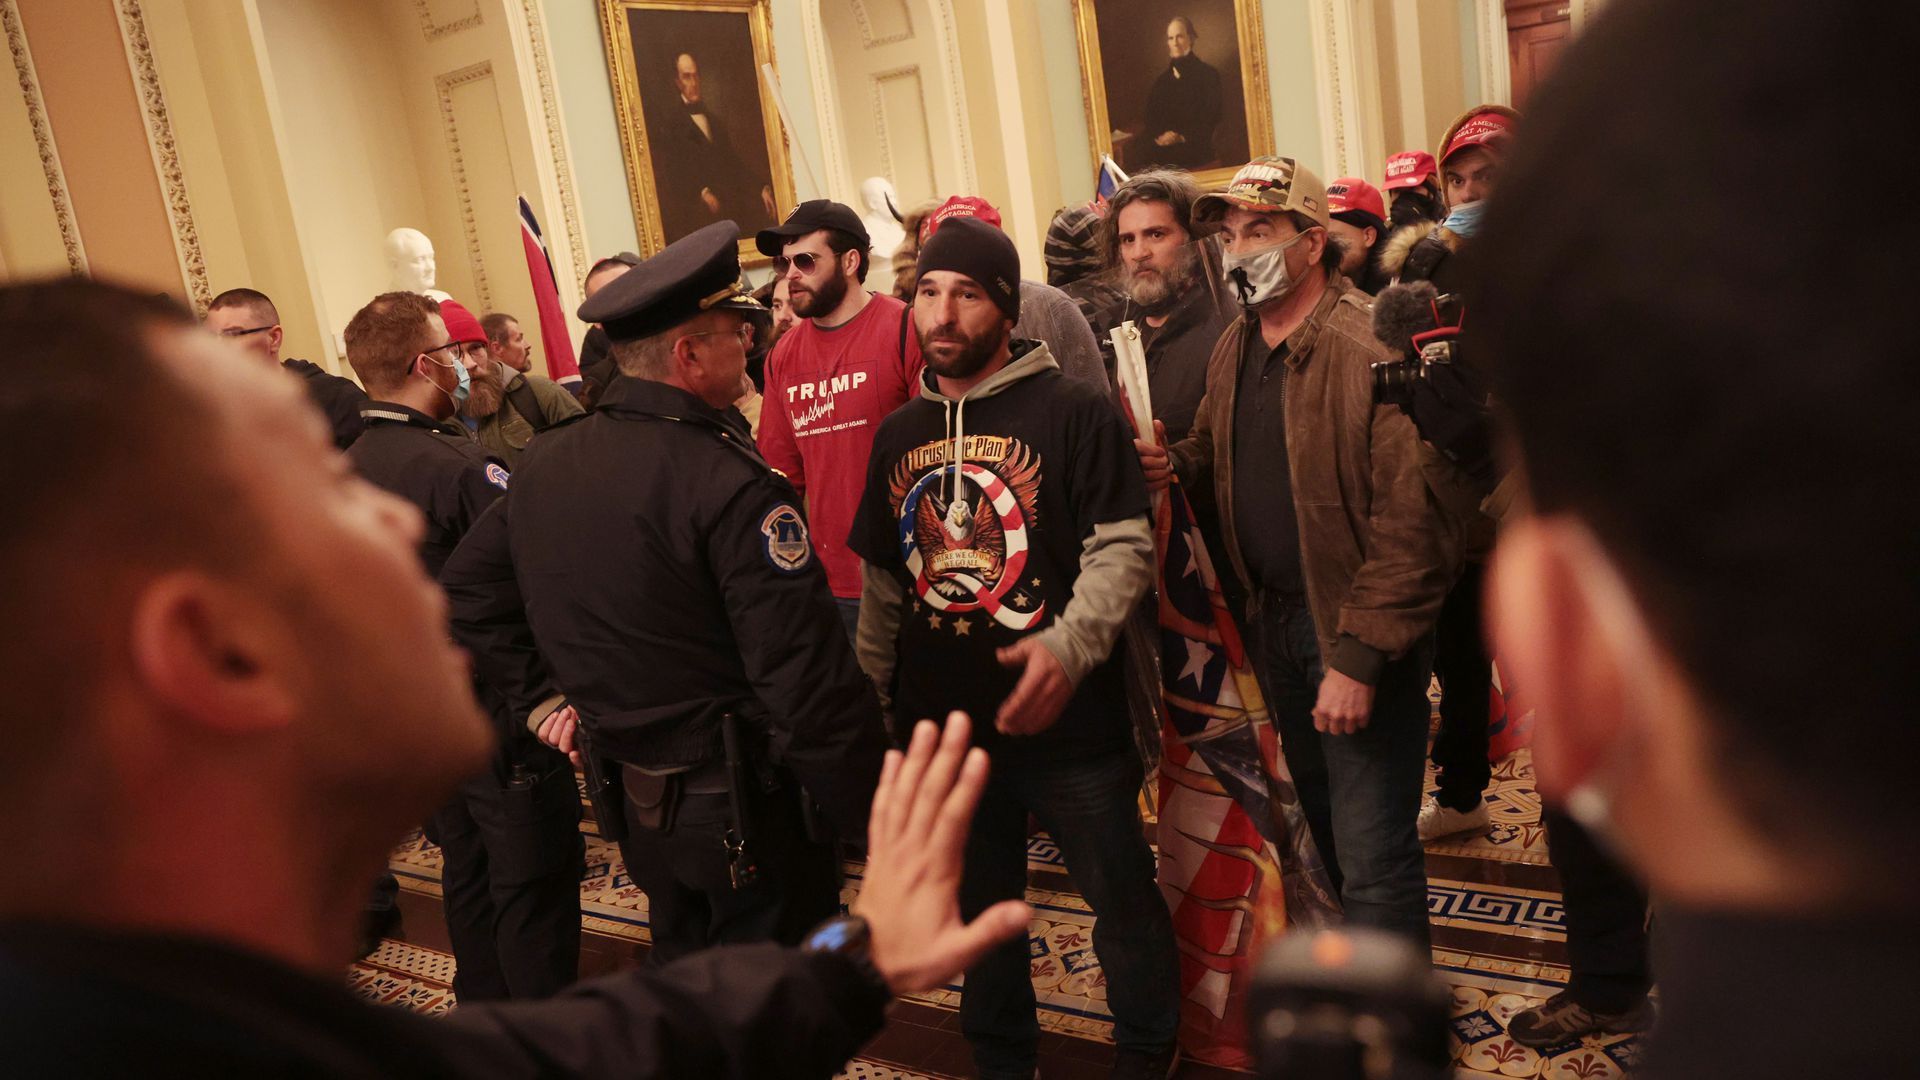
[
  {"x1": 1507, "y1": 989, "x2": 1654, "y2": 1048},
  {"x1": 1418, "y1": 794, "x2": 1491, "y2": 841},
  {"x1": 1112, "y1": 1045, "x2": 1180, "y2": 1079}
]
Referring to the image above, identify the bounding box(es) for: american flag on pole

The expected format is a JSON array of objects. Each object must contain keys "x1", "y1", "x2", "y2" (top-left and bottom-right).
[
  {"x1": 1150, "y1": 478, "x2": 1341, "y2": 1067},
  {"x1": 517, "y1": 195, "x2": 580, "y2": 390},
  {"x1": 1111, "y1": 322, "x2": 1338, "y2": 1068},
  {"x1": 1096, "y1": 154, "x2": 1129, "y2": 205}
]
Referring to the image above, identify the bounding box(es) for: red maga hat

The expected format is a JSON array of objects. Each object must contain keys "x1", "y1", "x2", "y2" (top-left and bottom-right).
[
  {"x1": 1327, "y1": 177, "x2": 1387, "y2": 227},
  {"x1": 1383, "y1": 150, "x2": 1438, "y2": 191}
]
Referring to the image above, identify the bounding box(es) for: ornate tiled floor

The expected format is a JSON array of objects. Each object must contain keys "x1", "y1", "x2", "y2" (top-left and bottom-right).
[{"x1": 367, "y1": 734, "x2": 1648, "y2": 1077}]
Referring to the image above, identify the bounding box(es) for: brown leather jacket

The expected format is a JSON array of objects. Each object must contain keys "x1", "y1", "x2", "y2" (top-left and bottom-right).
[{"x1": 1168, "y1": 276, "x2": 1458, "y2": 683}]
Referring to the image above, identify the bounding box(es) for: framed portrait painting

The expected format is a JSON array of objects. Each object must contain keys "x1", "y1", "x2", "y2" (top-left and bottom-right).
[
  {"x1": 599, "y1": 0, "x2": 796, "y2": 262},
  {"x1": 1072, "y1": 0, "x2": 1275, "y2": 189}
]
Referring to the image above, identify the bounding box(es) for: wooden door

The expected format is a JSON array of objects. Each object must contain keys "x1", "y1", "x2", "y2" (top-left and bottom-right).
[{"x1": 1506, "y1": 0, "x2": 1573, "y2": 107}]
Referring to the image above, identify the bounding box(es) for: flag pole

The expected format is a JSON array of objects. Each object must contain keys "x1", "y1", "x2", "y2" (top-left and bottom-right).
[{"x1": 762, "y1": 63, "x2": 822, "y2": 197}]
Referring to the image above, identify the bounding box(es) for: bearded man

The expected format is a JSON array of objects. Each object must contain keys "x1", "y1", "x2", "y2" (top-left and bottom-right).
[
  {"x1": 755, "y1": 200, "x2": 924, "y2": 641},
  {"x1": 1101, "y1": 170, "x2": 1232, "y2": 444},
  {"x1": 850, "y1": 217, "x2": 1179, "y2": 1080},
  {"x1": 443, "y1": 300, "x2": 583, "y2": 470}
]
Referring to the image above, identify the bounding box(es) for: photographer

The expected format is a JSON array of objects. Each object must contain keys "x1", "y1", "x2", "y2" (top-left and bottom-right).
[{"x1": 1371, "y1": 146, "x2": 1654, "y2": 1052}]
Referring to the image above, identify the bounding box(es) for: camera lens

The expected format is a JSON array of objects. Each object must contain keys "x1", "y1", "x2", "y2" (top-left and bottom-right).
[{"x1": 1371, "y1": 359, "x2": 1422, "y2": 406}]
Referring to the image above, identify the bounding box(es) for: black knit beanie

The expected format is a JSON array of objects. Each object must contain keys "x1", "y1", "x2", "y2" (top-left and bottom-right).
[{"x1": 916, "y1": 216, "x2": 1021, "y2": 321}]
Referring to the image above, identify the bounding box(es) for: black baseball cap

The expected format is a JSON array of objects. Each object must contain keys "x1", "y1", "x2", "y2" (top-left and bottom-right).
[
  {"x1": 755, "y1": 199, "x2": 869, "y2": 257},
  {"x1": 577, "y1": 221, "x2": 763, "y2": 343}
]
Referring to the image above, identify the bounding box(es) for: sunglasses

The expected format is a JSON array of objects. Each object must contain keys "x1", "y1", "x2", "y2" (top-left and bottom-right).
[{"x1": 771, "y1": 251, "x2": 829, "y2": 275}]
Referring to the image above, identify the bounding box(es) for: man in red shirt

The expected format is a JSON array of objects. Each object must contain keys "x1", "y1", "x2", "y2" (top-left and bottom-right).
[{"x1": 757, "y1": 200, "x2": 924, "y2": 641}]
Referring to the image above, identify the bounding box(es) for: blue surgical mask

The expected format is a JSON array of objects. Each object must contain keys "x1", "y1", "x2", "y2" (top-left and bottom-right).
[
  {"x1": 1442, "y1": 198, "x2": 1489, "y2": 239},
  {"x1": 426, "y1": 352, "x2": 470, "y2": 409}
]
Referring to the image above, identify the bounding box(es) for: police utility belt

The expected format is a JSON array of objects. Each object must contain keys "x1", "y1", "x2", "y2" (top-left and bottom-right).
[{"x1": 599, "y1": 712, "x2": 776, "y2": 891}]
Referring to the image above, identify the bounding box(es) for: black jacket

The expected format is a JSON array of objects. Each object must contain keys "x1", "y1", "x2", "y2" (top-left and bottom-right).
[
  {"x1": 0, "y1": 924, "x2": 888, "y2": 1079},
  {"x1": 285, "y1": 358, "x2": 368, "y2": 449},
  {"x1": 346, "y1": 402, "x2": 510, "y2": 579},
  {"x1": 442, "y1": 376, "x2": 886, "y2": 839}
]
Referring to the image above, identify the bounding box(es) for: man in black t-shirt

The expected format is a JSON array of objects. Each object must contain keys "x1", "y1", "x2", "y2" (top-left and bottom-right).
[{"x1": 849, "y1": 218, "x2": 1179, "y2": 1080}]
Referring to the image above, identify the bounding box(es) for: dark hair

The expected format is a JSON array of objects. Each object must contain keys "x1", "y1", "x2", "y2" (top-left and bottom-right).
[
  {"x1": 585, "y1": 254, "x2": 639, "y2": 290},
  {"x1": 480, "y1": 311, "x2": 517, "y2": 347},
  {"x1": 0, "y1": 279, "x2": 239, "y2": 810},
  {"x1": 344, "y1": 292, "x2": 441, "y2": 395},
  {"x1": 1101, "y1": 169, "x2": 1203, "y2": 267},
  {"x1": 1474, "y1": 0, "x2": 1919, "y2": 876},
  {"x1": 1283, "y1": 211, "x2": 1343, "y2": 275},
  {"x1": 821, "y1": 227, "x2": 870, "y2": 284},
  {"x1": 208, "y1": 287, "x2": 279, "y2": 325}
]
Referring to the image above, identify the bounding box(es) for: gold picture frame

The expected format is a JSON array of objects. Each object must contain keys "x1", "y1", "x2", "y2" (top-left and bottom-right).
[
  {"x1": 599, "y1": 0, "x2": 796, "y2": 264},
  {"x1": 1072, "y1": 0, "x2": 1274, "y2": 190}
]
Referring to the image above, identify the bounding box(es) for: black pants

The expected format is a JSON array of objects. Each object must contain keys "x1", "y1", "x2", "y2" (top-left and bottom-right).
[
  {"x1": 425, "y1": 742, "x2": 585, "y2": 1003},
  {"x1": 616, "y1": 767, "x2": 841, "y2": 965},
  {"x1": 1431, "y1": 560, "x2": 1492, "y2": 811},
  {"x1": 1541, "y1": 807, "x2": 1651, "y2": 1013},
  {"x1": 958, "y1": 749, "x2": 1179, "y2": 1078}
]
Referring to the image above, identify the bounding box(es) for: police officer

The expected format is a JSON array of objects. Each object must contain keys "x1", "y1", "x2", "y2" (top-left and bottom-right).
[
  {"x1": 443, "y1": 223, "x2": 889, "y2": 964},
  {"x1": 342, "y1": 291, "x2": 585, "y2": 1001}
]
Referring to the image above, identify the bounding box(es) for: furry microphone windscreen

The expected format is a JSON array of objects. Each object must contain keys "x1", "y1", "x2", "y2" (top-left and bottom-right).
[{"x1": 1371, "y1": 281, "x2": 1442, "y2": 357}]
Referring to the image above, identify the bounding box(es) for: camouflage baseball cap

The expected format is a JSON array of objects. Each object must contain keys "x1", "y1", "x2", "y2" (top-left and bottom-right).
[{"x1": 1194, "y1": 156, "x2": 1330, "y2": 229}]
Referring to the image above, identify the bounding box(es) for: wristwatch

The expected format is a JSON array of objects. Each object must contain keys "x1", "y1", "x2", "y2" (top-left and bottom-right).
[{"x1": 802, "y1": 914, "x2": 889, "y2": 995}]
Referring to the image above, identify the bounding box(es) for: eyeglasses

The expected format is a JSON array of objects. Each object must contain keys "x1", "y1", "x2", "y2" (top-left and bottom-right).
[
  {"x1": 419, "y1": 341, "x2": 461, "y2": 361},
  {"x1": 679, "y1": 325, "x2": 753, "y2": 348},
  {"x1": 771, "y1": 251, "x2": 825, "y2": 275},
  {"x1": 218, "y1": 325, "x2": 276, "y2": 338}
]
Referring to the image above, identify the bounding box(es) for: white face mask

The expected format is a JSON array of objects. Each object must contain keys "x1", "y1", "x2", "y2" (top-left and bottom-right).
[{"x1": 1221, "y1": 230, "x2": 1309, "y2": 308}]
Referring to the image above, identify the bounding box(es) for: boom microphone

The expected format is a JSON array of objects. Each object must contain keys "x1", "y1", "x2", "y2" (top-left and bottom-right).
[{"x1": 1370, "y1": 281, "x2": 1443, "y2": 358}]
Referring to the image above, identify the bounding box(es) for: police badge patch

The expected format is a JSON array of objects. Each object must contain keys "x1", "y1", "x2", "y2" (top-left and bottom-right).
[
  {"x1": 759, "y1": 503, "x2": 812, "y2": 573},
  {"x1": 484, "y1": 462, "x2": 510, "y2": 490}
]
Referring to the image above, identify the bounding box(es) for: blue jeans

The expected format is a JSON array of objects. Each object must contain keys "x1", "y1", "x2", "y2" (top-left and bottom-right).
[
  {"x1": 958, "y1": 749, "x2": 1179, "y2": 1078},
  {"x1": 1249, "y1": 593, "x2": 1434, "y2": 948},
  {"x1": 833, "y1": 596, "x2": 860, "y2": 645}
]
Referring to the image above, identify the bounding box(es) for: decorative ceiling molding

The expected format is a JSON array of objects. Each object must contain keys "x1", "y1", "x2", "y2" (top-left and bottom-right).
[
  {"x1": 413, "y1": 0, "x2": 483, "y2": 42},
  {"x1": 800, "y1": 0, "x2": 855, "y2": 203},
  {"x1": 2, "y1": 0, "x2": 86, "y2": 275},
  {"x1": 434, "y1": 62, "x2": 495, "y2": 309},
  {"x1": 1308, "y1": 0, "x2": 1367, "y2": 178},
  {"x1": 114, "y1": 0, "x2": 210, "y2": 312},
  {"x1": 867, "y1": 64, "x2": 925, "y2": 185},
  {"x1": 929, "y1": 0, "x2": 974, "y2": 193},
  {"x1": 1475, "y1": 0, "x2": 1513, "y2": 106},
  {"x1": 849, "y1": 0, "x2": 914, "y2": 49},
  {"x1": 517, "y1": 0, "x2": 588, "y2": 291}
]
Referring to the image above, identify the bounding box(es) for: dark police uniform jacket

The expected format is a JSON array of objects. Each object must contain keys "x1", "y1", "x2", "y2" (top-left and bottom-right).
[
  {"x1": 348, "y1": 401, "x2": 562, "y2": 744},
  {"x1": 347, "y1": 401, "x2": 513, "y2": 578},
  {"x1": 443, "y1": 375, "x2": 887, "y2": 840}
]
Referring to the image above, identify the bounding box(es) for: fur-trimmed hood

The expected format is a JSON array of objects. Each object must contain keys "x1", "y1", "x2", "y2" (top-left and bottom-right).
[{"x1": 1378, "y1": 220, "x2": 1459, "y2": 282}]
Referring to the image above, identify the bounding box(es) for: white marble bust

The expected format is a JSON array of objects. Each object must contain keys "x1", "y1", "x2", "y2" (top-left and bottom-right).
[
  {"x1": 858, "y1": 177, "x2": 907, "y2": 289},
  {"x1": 386, "y1": 227, "x2": 453, "y2": 302}
]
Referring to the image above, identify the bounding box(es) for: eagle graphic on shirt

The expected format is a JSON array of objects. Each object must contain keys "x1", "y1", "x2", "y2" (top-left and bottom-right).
[{"x1": 889, "y1": 435, "x2": 1045, "y2": 630}]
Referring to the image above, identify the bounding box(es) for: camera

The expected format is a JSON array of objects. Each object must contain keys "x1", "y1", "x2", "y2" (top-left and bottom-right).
[
  {"x1": 1250, "y1": 928, "x2": 1451, "y2": 1080},
  {"x1": 1370, "y1": 335, "x2": 1462, "y2": 408}
]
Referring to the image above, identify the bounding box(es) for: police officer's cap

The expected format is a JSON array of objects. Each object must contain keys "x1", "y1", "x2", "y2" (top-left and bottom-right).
[{"x1": 577, "y1": 221, "x2": 763, "y2": 344}]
